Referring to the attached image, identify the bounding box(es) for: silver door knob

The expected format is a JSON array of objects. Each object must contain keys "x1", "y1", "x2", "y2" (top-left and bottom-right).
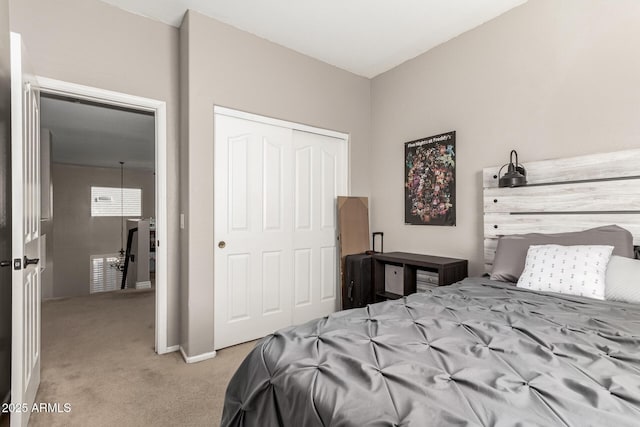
[{"x1": 218, "y1": 241, "x2": 226, "y2": 249}]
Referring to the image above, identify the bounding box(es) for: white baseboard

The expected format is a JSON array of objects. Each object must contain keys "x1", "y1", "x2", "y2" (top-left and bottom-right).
[
  {"x1": 180, "y1": 346, "x2": 217, "y2": 364},
  {"x1": 135, "y1": 281, "x2": 152, "y2": 289},
  {"x1": 157, "y1": 344, "x2": 179, "y2": 355}
]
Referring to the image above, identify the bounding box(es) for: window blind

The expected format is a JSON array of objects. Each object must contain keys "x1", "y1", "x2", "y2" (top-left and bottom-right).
[
  {"x1": 90, "y1": 254, "x2": 123, "y2": 293},
  {"x1": 91, "y1": 186, "x2": 142, "y2": 217}
]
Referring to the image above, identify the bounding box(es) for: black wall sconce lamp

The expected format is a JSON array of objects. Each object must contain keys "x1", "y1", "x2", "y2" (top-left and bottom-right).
[{"x1": 498, "y1": 150, "x2": 527, "y2": 188}]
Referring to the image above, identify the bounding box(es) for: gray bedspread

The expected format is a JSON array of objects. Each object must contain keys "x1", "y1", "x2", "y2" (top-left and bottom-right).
[{"x1": 221, "y1": 278, "x2": 640, "y2": 426}]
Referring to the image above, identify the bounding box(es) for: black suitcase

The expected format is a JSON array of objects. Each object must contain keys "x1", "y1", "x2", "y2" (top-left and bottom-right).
[{"x1": 343, "y1": 254, "x2": 373, "y2": 310}]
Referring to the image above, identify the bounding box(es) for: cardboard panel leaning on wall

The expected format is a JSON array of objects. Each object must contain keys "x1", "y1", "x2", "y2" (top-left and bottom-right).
[
  {"x1": 9, "y1": 0, "x2": 181, "y2": 346},
  {"x1": 369, "y1": 0, "x2": 640, "y2": 276}
]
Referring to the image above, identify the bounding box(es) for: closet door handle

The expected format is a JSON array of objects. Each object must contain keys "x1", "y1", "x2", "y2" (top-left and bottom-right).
[
  {"x1": 0, "y1": 260, "x2": 10, "y2": 267},
  {"x1": 218, "y1": 241, "x2": 226, "y2": 249}
]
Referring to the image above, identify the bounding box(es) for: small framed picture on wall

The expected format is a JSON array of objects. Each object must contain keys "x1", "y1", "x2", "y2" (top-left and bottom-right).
[{"x1": 404, "y1": 131, "x2": 456, "y2": 226}]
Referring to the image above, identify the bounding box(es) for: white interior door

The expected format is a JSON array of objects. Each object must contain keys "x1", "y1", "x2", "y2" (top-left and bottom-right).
[
  {"x1": 214, "y1": 112, "x2": 348, "y2": 350},
  {"x1": 291, "y1": 131, "x2": 347, "y2": 325},
  {"x1": 10, "y1": 32, "x2": 41, "y2": 427},
  {"x1": 214, "y1": 115, "x2": 294, "y2": 350}
]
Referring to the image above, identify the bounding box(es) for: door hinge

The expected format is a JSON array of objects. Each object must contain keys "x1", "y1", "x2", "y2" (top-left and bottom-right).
[
  {"x1": 13, "y1": 258, "x2": 22, "y2": 270},
  {"x1": 157, "y1": 240, "x2": 160, "y2": 247}
]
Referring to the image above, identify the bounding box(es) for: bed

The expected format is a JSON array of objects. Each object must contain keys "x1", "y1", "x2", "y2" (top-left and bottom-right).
[
  {"x1": 222, "y1": 278, "x2": 640, "y2": 426},
  {"x1": 221, "y1": 149, "x2": 640, "y2": 426}
]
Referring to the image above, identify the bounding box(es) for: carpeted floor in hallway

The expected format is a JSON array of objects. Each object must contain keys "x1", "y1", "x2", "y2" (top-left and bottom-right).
[{"x1": 29, "y1": 289, "x2": 254, "y2": 427}]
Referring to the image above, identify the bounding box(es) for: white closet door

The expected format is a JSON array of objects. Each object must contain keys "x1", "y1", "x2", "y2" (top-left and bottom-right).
[
  {"x1": 214, "y1": 114, "x2": 294, "y2": 350},
  {"x1": 291, "y1": 131, "x2": 347, "y2": 325},
  {"x1": 214, "y1": 112, "x2": 348, "y2": 350}
]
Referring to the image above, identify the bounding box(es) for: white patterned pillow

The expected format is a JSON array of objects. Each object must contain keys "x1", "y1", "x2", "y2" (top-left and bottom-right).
[
  {"x1": 516, "y1": 245, "x2": 614, "y2": 300},
  {"x1": 606, "y1": 255, "x2": 640, "y2": 304}
]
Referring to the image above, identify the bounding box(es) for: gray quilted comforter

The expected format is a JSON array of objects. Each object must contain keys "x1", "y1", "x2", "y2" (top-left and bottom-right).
[{"x1": 221, "y1": 278, "x2": 640, "y2": 426}]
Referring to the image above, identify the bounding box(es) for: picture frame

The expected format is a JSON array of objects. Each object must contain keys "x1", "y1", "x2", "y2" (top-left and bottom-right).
[{"x1": 404, "y1": 131, "x2": 456, "y2": 226}]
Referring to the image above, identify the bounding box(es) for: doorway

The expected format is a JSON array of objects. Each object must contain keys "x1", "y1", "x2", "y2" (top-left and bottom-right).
[
  {"x1": 35, "y1": 78, "x2": 169, "y2": 354},
  {"x1": 40, "y1": 93, "x2": 156, "y2": 297}
]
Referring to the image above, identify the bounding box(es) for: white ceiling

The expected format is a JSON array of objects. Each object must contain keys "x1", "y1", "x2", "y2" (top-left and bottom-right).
[
  {"x1": 99, "y1": 0, "x2": 527, "y2": 78},
  {"x1": 40, "y1": 96, "x2": 155, "y2": 171}
]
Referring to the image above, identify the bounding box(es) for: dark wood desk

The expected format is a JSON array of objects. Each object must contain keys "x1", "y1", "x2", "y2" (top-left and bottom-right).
[{"x1": 372, "y1": 252, "x2": 468, "y2": 302}]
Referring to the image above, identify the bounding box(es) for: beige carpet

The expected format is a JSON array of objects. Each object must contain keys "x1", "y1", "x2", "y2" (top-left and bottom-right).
[{"x1": 27, "y1": 289, "x2": 254, "y2": 427}]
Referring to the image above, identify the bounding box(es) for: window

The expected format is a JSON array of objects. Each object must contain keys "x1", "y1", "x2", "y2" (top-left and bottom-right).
[
  {"x1": 91, "y1": 186, "x2": 142, "y2": 217},
  {"x1": 90, "y1": 254, "x2": 123, "y2": 293}
]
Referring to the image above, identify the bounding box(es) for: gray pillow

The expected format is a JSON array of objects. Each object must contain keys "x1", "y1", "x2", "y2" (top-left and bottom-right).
[
  {"x1": 490, "y1": 225, "x2": 634, "y2": 283},
  {"x1": 606, "y1": 255, "x2": 640, "y2": 304}
]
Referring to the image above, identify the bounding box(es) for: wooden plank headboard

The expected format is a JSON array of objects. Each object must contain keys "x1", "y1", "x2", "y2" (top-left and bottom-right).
[{"x1": 483, "y1": 149, "x2": 640, "y2": 273}]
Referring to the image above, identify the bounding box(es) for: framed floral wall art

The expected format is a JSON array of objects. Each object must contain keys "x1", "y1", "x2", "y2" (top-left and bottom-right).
[{"x1": 404, "y1": 131, "x2": 456, "y2": 226}]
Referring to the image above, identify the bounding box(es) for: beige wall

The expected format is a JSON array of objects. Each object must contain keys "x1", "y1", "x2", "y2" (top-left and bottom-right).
[
  {"x1": 180, "y1": 11, "x2": 372, "y2": 356},
  {"x1": 10, "y1": 0, "x2": 181, "y2": 345},
  {"x1": 370, "y1": 0, "x2": 640, "y2": 276},
  {"x1": 179, "y1": 14, "x2": 190, "y2": 356},
  {"x1": 51, "y1": 163, "x2": 155, "y2": 298}
]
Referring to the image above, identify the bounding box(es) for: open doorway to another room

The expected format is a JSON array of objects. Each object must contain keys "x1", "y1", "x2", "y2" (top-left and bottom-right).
[{"x1": 39, "y1": 93, "x2": 157, "y2": 337}]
